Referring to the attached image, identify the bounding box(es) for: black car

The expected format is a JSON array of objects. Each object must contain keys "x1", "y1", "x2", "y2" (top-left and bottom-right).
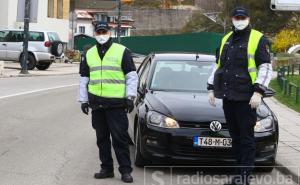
[{"x1": 128, "y1": 53, "x2": 278, "y2": 172}]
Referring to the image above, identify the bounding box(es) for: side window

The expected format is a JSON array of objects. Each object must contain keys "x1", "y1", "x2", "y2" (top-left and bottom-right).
[
  {"x1": 139, "y1": 61, "x2": 151, "y2": 90},
  {"x1": 29, "y1": 32, "x2": 45, "y2": 41},
  {"x1": 0, "y1": 31, "x2": 9, "y2": 42},
  {"x1": 6, "y1": 31, "x2": 23, "y2": 42}
]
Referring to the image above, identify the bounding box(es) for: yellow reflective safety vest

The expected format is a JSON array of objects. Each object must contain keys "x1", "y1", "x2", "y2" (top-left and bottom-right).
[
  {"x1": 217, "y1": 29, "x2": 263, "y2": 84},
  {"x1": 86, "y1": 43, "x2": 126, "y2": 98}
]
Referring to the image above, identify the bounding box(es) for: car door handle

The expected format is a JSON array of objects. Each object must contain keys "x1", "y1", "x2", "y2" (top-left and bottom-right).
[{"x1": 2, "y1": 44, "x2": 6, "y2": 46}]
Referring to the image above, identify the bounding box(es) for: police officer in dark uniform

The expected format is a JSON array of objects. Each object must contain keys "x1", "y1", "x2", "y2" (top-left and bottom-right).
[
  {"x1": 78, "y1": 22, "x2": 138, "y2": 183},
  {"x1": 207, "y1": 7, "x2": 273, "y2": 185}
]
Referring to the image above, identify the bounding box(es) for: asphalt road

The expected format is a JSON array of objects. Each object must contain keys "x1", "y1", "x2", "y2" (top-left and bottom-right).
[{"x1": 0, "y1": 75, "x2": 297, "y2": 185}]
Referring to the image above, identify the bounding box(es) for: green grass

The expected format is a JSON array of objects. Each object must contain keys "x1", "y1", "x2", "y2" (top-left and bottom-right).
[{"x1": 270, "y1": 75, "x2": 300, "y2": 113}]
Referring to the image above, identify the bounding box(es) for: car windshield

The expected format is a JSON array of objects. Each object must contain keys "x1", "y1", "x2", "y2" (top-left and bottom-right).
[
  {"x1": 150, "y1": 60, "x2": 215, "y2": 92},
  {"x1": 47, "y1": 32, "x2": 61, "y2": 41}
]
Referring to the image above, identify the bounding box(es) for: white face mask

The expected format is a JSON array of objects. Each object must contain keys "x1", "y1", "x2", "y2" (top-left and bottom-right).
[
  {"x1": 232, "y1": 19, "x2": 249, "y2": 30},
  {"x1": 95, "y1": 34, "x2": 110, "y2": 45}
]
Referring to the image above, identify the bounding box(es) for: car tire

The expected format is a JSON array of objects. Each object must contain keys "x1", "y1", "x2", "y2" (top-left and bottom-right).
[
  {"x1": 134, "y1": 126, "x2": 148, "y2": 167},
  {"x1": 256, "y1": 160, "x2": 275, "y2": 173},
  {"x1": 19, "y1": 54, "x2": 36, "y2": 70},
  {"x1": 257, "y1": 166, "x2": 274, "y2": 173},
  {"x1": 51, "y1": 41, "x2": 64, "y2": 57},
  {"x1": 36, "y1": 62, "x2": 52, "y2": 70}
]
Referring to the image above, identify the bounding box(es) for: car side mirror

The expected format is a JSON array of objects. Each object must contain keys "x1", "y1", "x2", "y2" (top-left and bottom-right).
[
  {"x1": 138, "y1": 84, "x2": 147, "y2": 98},
  {"x1": 137, "y1": 88, "x2": 144, "y2": 95},
  {"x1": 263, "y1": 88, "x2": 276, "y2": 98}
]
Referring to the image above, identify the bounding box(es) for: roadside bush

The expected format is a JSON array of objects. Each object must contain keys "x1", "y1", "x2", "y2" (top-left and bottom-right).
[{"x1": 272, "y1": 28, "x2": 300, "y2": 53}]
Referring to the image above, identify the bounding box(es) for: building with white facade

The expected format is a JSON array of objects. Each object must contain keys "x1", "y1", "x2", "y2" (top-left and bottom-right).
[
  {"x1": 74, "y1": 10, "x2": 134, "y2": 38},
  {"x1": 0, "y1": 0, "x2": 70, "y2": 42}
]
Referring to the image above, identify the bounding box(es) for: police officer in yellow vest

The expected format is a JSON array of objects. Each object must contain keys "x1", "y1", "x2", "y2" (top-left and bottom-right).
[
  {"x1": 207, "y1": 7, "x2": 273, "y2": 185},
  {"x1": 78, "y1": 22, "x2": 138, "y2": 183}
]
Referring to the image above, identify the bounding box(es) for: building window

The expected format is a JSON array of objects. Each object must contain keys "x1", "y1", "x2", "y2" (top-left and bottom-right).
[
  {"x1": 95, "y1": 14, "x2": 100, "y2": 21},
  {"x1": 57, "y1": 0, "x2": 63, "y2": 19},
  {"x1": 121, "y1": 29, "x2": 126, "y2": 36},
  {"x1": 94, "y1": 14, "x2": 108, "y2": 22},
  {"x1": 79, "y1": 26, "x2": 85, "y2": 34},
  {"x1": 48, "y1": 0, "x2": 54, "y2": 18},
  {"x1": 101, "y1": 15, "x2": 107, "y2": 21}
]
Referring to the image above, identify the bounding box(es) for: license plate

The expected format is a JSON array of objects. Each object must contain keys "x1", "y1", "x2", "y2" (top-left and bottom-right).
[{"x1": 193, "y1": 137, "x2": 232, "y2": 148}]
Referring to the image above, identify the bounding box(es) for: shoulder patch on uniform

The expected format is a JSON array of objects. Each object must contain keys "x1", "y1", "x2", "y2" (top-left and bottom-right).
[{"x1": 265, "y1": 45, "x2": 270, "y2": 54}]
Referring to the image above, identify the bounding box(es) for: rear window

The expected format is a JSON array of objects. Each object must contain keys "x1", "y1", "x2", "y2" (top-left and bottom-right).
[
  {"x1": 47, "y1": 32, "x2": 61, "y2": 42},
  {"x1": 29, "y1": 32, "x2": 44, "y2": 41}
]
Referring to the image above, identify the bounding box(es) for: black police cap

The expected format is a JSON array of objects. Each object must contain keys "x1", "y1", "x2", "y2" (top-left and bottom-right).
[
  {"x1": 94, "y1": 21, "x2": 110, "y2": 32},
  {"x1": 232, "y1": 7, "x2": 249, "y2": 17}
]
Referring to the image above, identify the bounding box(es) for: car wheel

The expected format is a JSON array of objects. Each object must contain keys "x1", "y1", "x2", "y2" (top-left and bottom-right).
[
  {"x1": 256, "y1": 160, "x2": 275, "y2": 173},
  {"x1": 19, "y1": 54, "x2": 36, "y2": 70},
  {"x1": 36, "y1": 62, "x2": 52, "y2": 70},
  {"x1": 51, "y1": 41, "x2": 64, "y2": 57},
  {"x1": 134, "y1": 126, "x2": 148, "y2": 167}
]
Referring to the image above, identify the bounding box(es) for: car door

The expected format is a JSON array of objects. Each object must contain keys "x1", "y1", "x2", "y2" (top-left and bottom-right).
[
  {"x1": 0, "y1": 30, "x2": 9, "y2": 60},
  {"x1": 6, "y1": 31, "x2": 23, "y2": 61}
]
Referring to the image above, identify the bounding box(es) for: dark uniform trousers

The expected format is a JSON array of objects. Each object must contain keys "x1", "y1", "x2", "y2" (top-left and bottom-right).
[
  {"x1": 91, "y1": 108, "x2": 132, "y2": 174},
  {"x1": 223, "y1": 99, "x2": 256, "y2": 183}
]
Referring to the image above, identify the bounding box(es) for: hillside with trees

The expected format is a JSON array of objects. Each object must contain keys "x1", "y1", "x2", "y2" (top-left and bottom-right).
[{"x1": 182, "y1": 0, "x2": 297, "y2": 35}]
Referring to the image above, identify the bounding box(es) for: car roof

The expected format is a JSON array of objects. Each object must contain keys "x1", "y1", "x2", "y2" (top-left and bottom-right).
[
  {"x1": 152, "y1": 52, "x2": 216, "y2": 62},
  {"x1": 0, "y1": 29, "x2": 57, "y2": 33}
]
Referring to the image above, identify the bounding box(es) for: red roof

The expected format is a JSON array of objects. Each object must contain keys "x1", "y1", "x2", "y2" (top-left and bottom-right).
[{"x1": 76, "y1": 10, "x2": 93, "y2": 19}]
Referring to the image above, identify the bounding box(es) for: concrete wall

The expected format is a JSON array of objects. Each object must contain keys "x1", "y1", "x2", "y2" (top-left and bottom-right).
[
  {"x1": 0, "y1": 0, "x2": 69, "y2": 42},
  {"x1": 195, "y1": 0, "x2": 222, "y2": 12},
  {"x1": 130, "y1": 8, "x2": 193, "y2": 35}
]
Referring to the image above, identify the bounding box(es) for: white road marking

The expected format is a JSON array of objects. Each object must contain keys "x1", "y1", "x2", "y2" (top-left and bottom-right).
[{"x1": 0, "y1": 84, "x2": 78, "y2": 100}]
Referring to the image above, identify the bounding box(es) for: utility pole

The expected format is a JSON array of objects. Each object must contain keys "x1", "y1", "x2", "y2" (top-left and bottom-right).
[
  {"x1": 224, "y1": 0, "x2": 229, "y2": 34},
  {"x1": 20, "y1": 0, "x2": 30, "y2": 74},
  {"x1": 117, "y1": 0, "x2": 122, "y2": 43}
]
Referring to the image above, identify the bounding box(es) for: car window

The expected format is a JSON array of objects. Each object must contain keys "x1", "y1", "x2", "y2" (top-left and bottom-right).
[
  {"x1": 47, "y1": 32, "x2": 61, "y2": 41},
  {"x1": 0, "y1": 31, "x2": 9, "y2": 42},
  {"x1": 150, "y1": 61, "x2": 214, "y2": 92},
  {"x1": 29, "y1": 32, "x2": 44, "y2": 41},
  {"x1": 139, "y1": 60, "x2": 151, "y2": 90},
  {"x1": 6, "y1": 31, "x2": 23, "y2": 42}
]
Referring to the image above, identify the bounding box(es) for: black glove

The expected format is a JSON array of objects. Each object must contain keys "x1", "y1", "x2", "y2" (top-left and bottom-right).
[
  {"x1": 125, "y1": 99, "x2": 134, "y2": 113},
  {"x1": 81, "y1": 103, "x2": 89, "y2": 115}
]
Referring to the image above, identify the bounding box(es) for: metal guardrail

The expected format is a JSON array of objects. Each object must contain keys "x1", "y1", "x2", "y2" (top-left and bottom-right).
[{"x1": 277, "y1": 64, "x2": 300, "y2": 103}]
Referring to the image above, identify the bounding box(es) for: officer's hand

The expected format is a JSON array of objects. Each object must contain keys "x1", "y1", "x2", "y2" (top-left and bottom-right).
[
  {"x1": 81, "y1": 103, "x2": 89, "y2": 115},
  {"x1": 208, "y1": 90, "x2": 216, "y2": 107},
  {"x1": 126, "y1": 99, "x2": 134, "y2": 113},
  {"x1": 249, "y1": 92, "x2": 262, "y2": 109}
]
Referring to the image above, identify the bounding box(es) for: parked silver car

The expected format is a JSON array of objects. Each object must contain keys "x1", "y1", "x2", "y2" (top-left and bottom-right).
[{"x1": 0, "y1": 29, "x2": 64, "y2": 70}]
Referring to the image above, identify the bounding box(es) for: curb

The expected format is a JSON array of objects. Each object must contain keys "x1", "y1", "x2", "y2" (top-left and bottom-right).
[
  {"x1": 275, "y1": 161, "x2": 299, "y2": 184},
  {"x1": 0, "y1": 72, "x2": 78, "y2": 78},
  {"x1": 269, "y1": 96, "x2": 300, "y2": 184},
  {"x1": 269, "y1": 97, "x2": 300, "y2": 116},
  {"x1": 1, "y1": 61, "x2": 141, "y2": 78}
]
